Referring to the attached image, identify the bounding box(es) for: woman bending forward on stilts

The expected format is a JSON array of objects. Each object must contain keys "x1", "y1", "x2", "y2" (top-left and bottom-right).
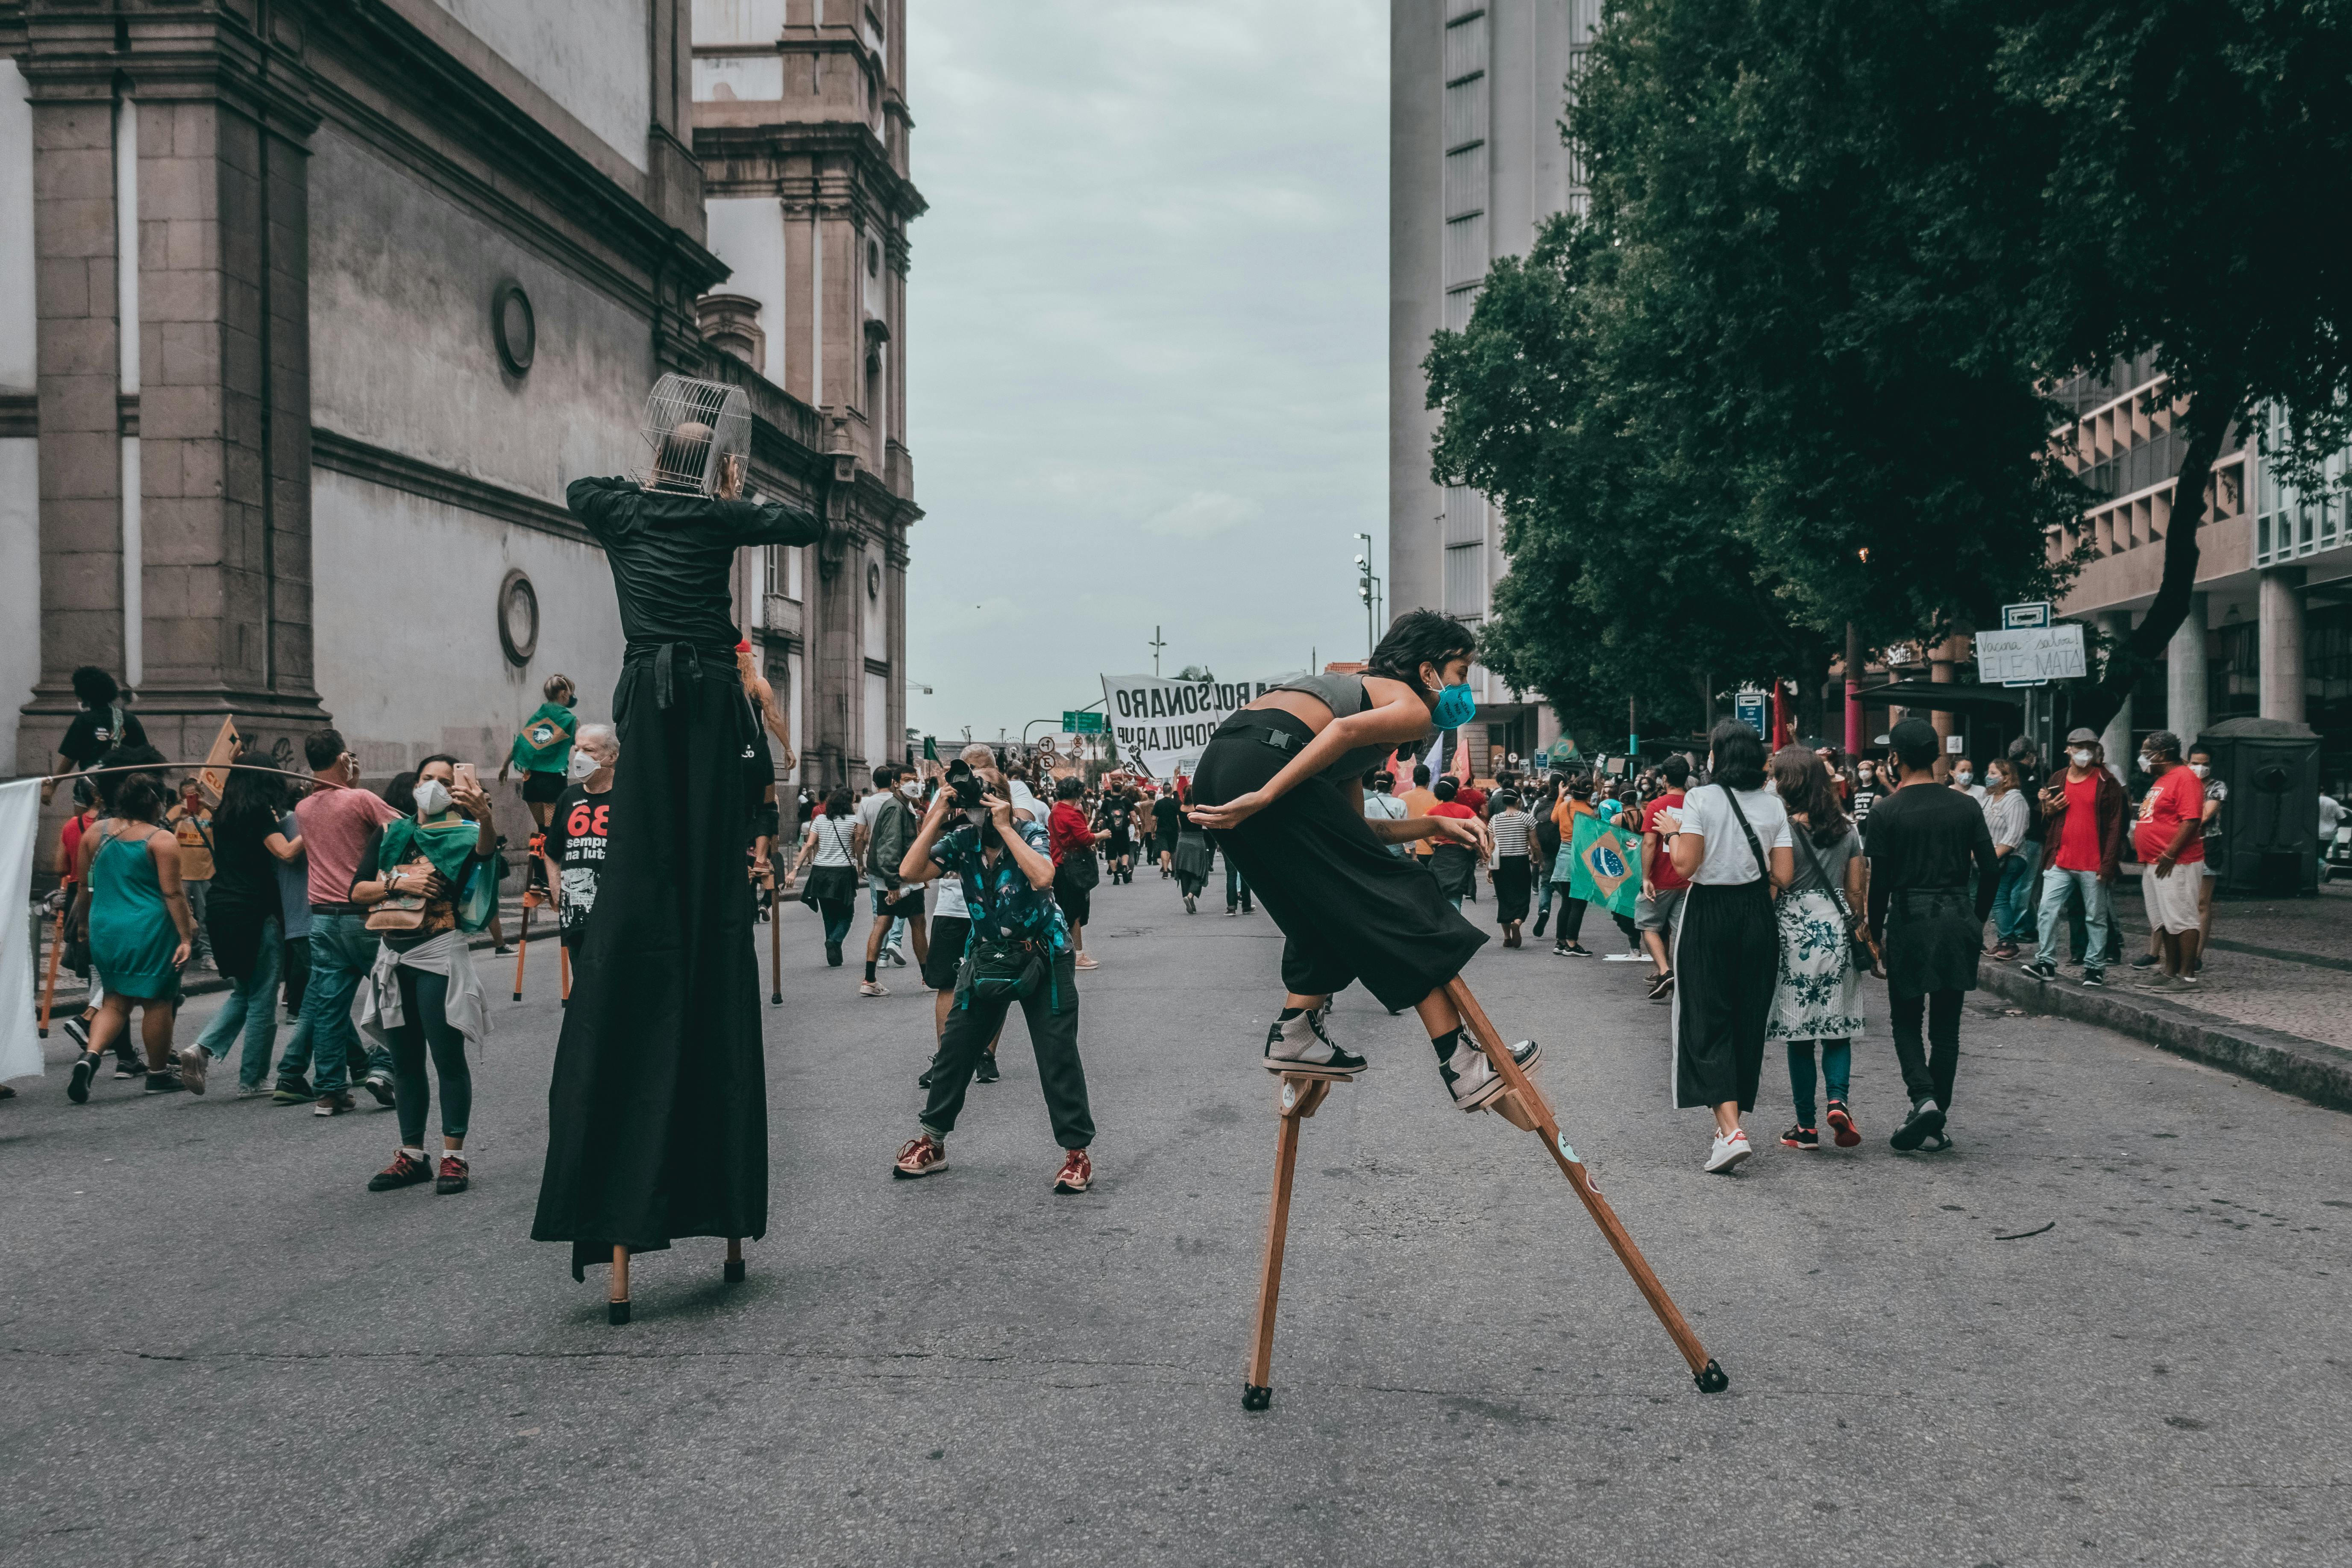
[{"x1": 1186, "y1": 611, "x2": 1534, "y2": 1108}]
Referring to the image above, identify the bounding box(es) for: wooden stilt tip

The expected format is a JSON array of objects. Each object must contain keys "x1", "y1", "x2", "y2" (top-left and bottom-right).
[
  {"x1": 1695, "y1": 1359, "x2": 1728, "y2": 1393},
  {"x1": 1242, "y1": 1384, "x2": 1272, "y2": 1412}
]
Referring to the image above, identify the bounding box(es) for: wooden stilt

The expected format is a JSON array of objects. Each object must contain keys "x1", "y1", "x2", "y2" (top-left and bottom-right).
[
  {"x1": 512, "y1": 900, "x2": 531, "y2": 1001},
  {"x1": 37, "y1": 906, "x2": 64, "y2": 1037},
  {"x1": 1444, "y1": 977, "x2": 1727, "y2": 1392},
  {"x1": 725, "y1": 1236, "x2": 746, "y2": 1283},
  {"x1": 769, "y1": 893, "x2": 782, "y2": 1005},
  {"x1": 559, "y1": 940, "x2": 571, "y2": 1006},
  {"x1": 1244, "y1": 1070, "x2": 1342, "y2": 1410},
  {"x1": 608, "y1": 1244, "x2": 631, "y2": 1325}
]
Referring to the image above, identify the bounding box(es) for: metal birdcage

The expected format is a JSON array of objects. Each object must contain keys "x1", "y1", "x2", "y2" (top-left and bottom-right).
[{"x1": 638, "y1": 373, "x2": 753, "y2": 496}]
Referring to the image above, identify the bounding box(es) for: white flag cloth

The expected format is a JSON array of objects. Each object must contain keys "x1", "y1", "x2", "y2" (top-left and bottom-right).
[
  {"x1": 0, "y1": 778, "x2": 47, "y2": 1081},
  {"x1": 1422, "y1": 731, "x2": 1446, "y2": 781}
]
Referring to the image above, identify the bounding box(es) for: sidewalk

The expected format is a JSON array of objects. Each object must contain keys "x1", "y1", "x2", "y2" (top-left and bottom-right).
[{"x1": 1981, "y1": 871, "x2": 2352, "y2": 1113}]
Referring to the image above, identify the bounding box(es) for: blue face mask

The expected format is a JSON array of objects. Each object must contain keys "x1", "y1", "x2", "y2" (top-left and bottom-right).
[{"x1": 1430, "y1": 678, "x2": 1477, "y2": 731}]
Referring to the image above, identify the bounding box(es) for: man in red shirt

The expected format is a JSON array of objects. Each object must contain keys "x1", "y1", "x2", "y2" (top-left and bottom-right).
[
  {"x1": 2132, "y1": 729, "x2": 2207, "y2": 985},
  {"x1": 2026, "y1": 727, "x2": 2125, "y2": 987},
  {"x1": 1047, "y1": 777, "x2": 1106, "y2": 971},
  {"x1": 279, "y1": 728, "x2": 403, "y2": 1112},
  {"x1": 1635, "y1": 753, "x2": 1692, "y2": 1001}
]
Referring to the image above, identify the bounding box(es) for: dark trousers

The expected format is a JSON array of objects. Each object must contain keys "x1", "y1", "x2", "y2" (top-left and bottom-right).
[
  {"x1": 281, "y1": 931, "x2": 311, "y2": 1016},
  {"x1": 1889, "y1": 988, "x2": 1963, "y2": 1111},
  {"x1": 817, "y1": 896, "x2": 854, "y2": 947},
  {"x1": 921, "y1": 954, "x2": 1093, "y2": 1150},
  {"x1": 390, "y1": 964, "x2": 473, "y2": 1146},
  {"x1": 1226, "y1": 860, "x2": 1252, "y2": 910}
]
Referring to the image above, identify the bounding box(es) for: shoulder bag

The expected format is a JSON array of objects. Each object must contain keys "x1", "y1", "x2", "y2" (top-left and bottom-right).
[
  {"x1": 1718, "y1": 785, "x2": 1777, "y2": 891},
  {"x1": 1791, "y1": 824, "x2": 1885, "y2": 977}
]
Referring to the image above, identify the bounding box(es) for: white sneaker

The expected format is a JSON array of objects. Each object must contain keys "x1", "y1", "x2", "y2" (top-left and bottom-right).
[
  {"x1": 175, "y1": 1043, "x2": 208, "y2": 1096},
  {"x1": 1704, "y1": 1129, "x2": 1753, "y2": 1174},
  {"x1": 1263, "y1": 1004, "x2": 1366, "y2": 1077},
  {"x1": 1440, "y1": 1037, "x2": 1542, "y2": 1110},
  {"x1": 859, "y1": 980, "x2": 889, "y2": 998}
]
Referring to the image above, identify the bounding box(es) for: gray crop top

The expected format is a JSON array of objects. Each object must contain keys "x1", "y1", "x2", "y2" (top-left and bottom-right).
[{"x1": 1264, "y1": 673, "x2": 1419, "y2": 783}]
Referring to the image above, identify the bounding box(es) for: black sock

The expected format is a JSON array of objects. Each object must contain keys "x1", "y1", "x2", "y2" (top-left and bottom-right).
[
  {"x1": 1429, "y1": 1026, "x2": 1462, "y2": 1064},
  {"x1": 1277, "y1": 1007, "x2": 1304, "y2": 1021},
  {"x1": 864, "y1": 960, "x2": 877, "y2": 981}
]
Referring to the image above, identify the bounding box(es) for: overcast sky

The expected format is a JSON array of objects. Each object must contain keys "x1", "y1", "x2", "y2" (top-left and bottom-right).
[{"x1": 903, "y1": 0, "x2": 1388, "y2": 744}]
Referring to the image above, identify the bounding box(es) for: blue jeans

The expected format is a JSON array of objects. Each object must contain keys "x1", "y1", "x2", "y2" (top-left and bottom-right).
[
  {"x1": 1786, "y1": 1038, "x2": 1851, "y2": 1127},
  {"x1": 1990, "y1": 852, "x2": 2034, "y2": 942},
  {"x1": 2033, "y1": 867, "x2": 2111, "y2": 972},
  {"x1": 1533, "y1": 874, "x2": 1557, "y2": 925},
  {"x1": 287, "y1": 913, "x2": 391, "y2": 1093},
  {"x1": 196, "y1": 914, "x2": 285, "y2": 1089}
]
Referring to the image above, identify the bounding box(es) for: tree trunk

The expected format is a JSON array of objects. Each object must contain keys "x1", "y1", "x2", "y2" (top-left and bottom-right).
[{"x1": 2067, "y1": 384, "x2": 2243, "y2": 738}]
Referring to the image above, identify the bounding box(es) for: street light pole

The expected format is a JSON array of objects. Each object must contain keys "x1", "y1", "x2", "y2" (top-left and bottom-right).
[
  {"x1": 1354, "y1": 532, "x2": 1383, "y2": 661},
  {"x1": 1150, "y1": 625, "x2": 1167, "y2": 678}
]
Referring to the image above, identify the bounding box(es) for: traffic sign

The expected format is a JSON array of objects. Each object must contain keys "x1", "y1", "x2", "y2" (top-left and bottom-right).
[
  {"x1": 2001, "y1": 601, "x2": 2052, "y2": 629},
  {"x1": 1734, "y1": 687, "x2": 1768, "y2": 735},
  {"x1": 1063, "y1": 710, "x2": 1106, "y2": 734}
]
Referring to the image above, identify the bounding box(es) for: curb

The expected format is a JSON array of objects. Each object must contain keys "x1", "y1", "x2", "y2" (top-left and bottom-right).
[{"x1": 1976, "y1": 957, "x2": 2352, "y2": 1114}]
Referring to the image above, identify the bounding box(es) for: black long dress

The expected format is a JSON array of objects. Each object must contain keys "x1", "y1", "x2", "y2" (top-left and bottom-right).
[{"x1": 532, "y1": 476, "x2": 824, "y2": 1280}]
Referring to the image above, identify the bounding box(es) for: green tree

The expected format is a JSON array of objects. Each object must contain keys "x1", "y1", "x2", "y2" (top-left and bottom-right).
[{"x1": 1428, "y1": 0, "x2": 2352, "y2": 738}]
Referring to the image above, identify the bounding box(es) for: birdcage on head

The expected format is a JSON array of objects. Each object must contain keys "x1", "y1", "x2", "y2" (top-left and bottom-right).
[{"x1": 638, "y1": 373, "x2": 753, "y2": 496}]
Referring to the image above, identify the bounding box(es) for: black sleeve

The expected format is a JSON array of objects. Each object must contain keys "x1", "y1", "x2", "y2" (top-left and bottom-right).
[
  {"x1": 122, "y1": 712, "x2": 147, "y2": 749},
  {"x1": 714, "y1": 494, "x2": 826, "y2": 548},
  {"x1": 564, "y1": 476, "x2": 637, "y2": 541},
  {"x1": 57, "y1": 713, "x2": 99, "y2": 765},
  {"x1": 349, "y1": 824, "x2": 386, "y2": 899},
  {"x1": 543, "y1": 796, "x2": 570, "y2": 863}
]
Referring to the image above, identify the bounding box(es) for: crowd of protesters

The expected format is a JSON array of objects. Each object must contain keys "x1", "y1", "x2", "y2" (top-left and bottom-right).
[{"x1": 16, "y1": 649, "x2": 2330, "y2": 1196}]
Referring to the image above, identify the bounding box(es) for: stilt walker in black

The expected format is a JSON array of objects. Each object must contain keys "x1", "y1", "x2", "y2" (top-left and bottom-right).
[
  {"x1": 1187, "y1": 610, "x2": 1726, "y2": 1406},
  {"x1": 530, "y1": 376, "x2": 825, "y2": 1320}
]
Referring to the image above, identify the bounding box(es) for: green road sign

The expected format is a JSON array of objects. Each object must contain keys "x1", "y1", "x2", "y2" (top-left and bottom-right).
[{"x1": 1063, "y1": 711, "x2": 1106, "y2": 734}]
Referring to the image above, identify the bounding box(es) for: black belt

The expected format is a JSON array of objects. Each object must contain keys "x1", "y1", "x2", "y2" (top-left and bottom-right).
[
  {"x1": 1223, "y1": 724, "x2": 1304, "y2": 755},
  {"x1": 623, "y1": 640, "x2": 731, "y2": 710}
]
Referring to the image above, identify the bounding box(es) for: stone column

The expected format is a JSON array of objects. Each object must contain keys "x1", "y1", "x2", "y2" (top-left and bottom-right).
[
  {"x1": 2167, "y1": 591, "x2": 2208, "y2": 748},
  {"x1": 2098, "y1": 610, "x2": 2134, "y2": 781},
  {"x1": 21, "y1": 73, "x2": 125, "y2": 775},
  {"x1": 2260, "y1": 566, "x2": 2307, "y2": 723}
]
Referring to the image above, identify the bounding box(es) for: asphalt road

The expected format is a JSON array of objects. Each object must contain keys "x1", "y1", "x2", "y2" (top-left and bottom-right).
[{"x1": 4, "y1": 870, "x2": 2349, "y2": 1567}]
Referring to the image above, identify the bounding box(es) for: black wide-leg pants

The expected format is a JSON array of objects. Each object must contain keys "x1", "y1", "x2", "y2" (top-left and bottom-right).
[
  {"x1": 1192, "y1": 712, "x2": 1485, "y2": 1013},
  {"x1": 1670, "y1": 880, "x2": 1776, "y2": 1111}
]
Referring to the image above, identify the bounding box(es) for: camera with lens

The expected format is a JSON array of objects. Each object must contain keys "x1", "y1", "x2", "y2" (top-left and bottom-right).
[{"x1": 944, "y1": 758, "x2": 985, "y2": 811}]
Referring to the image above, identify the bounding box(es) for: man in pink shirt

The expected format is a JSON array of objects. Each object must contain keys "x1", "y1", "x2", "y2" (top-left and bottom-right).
[{"x1": 276, "y1": 729, "x2": 402, "y2": 1113}]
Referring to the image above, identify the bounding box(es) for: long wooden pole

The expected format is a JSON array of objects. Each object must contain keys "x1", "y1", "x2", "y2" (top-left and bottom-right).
[
  {"x1": 511, "y1": 899, "x2": 531, "y2": 1001},
  {"x1": 37, "y1": 905, "x2": 65, "y2": 1037},
  {"x1": 558, "y1": 939, "x2": 571, "y2": 1006},
  {"x1": 609, "y1": 1244, "x2": 631, "y2": 1325},
  {"x1": 1245, "y1": 1072, "x2": 1333, "y2": 1411},
  {"x1": 1444, "y1": 977, "x2": 1726, "y2": 1392}
]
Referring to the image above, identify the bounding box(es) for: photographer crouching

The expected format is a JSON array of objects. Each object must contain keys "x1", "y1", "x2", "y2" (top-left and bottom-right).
[{"x1": 891, "y1": 758, "x2": 1096, "y2": 1193}]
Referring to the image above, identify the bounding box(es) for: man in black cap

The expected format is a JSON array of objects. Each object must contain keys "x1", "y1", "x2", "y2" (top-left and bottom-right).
[{"x1": 1864, "y1": 718, "x2": 1999, "y2": 1152}]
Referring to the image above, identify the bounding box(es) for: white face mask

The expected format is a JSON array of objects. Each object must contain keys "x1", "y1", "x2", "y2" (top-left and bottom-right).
[
  {"x1": 2071, "y1": 749, "x2": 2094, "y2": 769},
  {"x1": 901, "y1": 779, "x2": 922, "y2": 799},
  {"x1": 567, "y1": 749, "x2": 601, "y2": 782},
  {"x1": 1856, "y1": 769, "x2": 1873, "y2": 784},
  {"x1": 1954, "y1": 769, "x2": 1973, "y2": 785},
  {"x1": 2137, "y1": 755, "x2": 2156, "y2": 774},
  {"x1": 414, "y1": 778, "x2": 452, "y2": 818},
  {"x1": 2191, "y1": 763, "x2": 2209, "y2": 779}
]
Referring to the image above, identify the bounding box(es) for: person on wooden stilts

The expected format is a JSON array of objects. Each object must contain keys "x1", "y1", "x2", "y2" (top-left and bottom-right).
[{"x1": 1183, "y1": 611, "x2": 1532, "y2": 1104}]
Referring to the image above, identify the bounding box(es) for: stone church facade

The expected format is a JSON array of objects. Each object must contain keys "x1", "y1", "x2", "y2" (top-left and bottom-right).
[{"x1": 1, "y1": 0, "x2": 920, "y2": 851}]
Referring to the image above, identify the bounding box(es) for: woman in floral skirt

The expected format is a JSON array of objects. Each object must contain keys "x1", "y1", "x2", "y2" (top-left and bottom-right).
[{"x1": 1765, "y1": 747, "x2": 1869, "y2": 1151}]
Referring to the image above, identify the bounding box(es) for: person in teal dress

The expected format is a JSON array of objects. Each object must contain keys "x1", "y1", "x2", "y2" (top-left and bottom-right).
[{"x1": 65, "y1": 765, "x2": 197, "y2": 1101}]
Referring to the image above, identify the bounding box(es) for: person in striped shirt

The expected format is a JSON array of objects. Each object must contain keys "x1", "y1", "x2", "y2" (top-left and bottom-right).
[{"x1": 1487, "y1": 790, "x2": 1537, "y2": 947}]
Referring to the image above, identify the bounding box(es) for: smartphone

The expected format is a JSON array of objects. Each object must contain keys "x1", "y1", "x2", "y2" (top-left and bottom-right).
[{"x1": 453, "y1": 762, "x2": 479, "y2": 793}]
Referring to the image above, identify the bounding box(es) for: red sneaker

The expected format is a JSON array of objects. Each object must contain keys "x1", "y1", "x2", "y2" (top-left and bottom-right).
[
  {"x1": 1826, "y1": 1101, "x2": 1860, "y2": 1148},
  {"x1": 435, "y1": 1154, "x2": 470, "y2": 1195},
  {"x1": 367, "y1": 1150, "x2": 434, "y2": 1192},
  {"x1": 893, "y1": 1134, "x2": 947, "y2": 1180},
  {"x1": 1053, "y1": 1148, "x2": 1092, "y2": 1194}
]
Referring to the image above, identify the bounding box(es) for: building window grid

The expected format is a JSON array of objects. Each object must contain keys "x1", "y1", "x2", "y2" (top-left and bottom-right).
[
  {"x1": 2253, "y1": 404, "x2": 2350, "y2": 568},
  {"x1": 1445, "y1": 541, "x2": 1488, "y2": 620}
]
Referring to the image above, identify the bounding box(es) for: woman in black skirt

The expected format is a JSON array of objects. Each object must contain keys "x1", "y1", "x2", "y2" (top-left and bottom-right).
[
  {"x1": 1186, "y1": 611, "x2": 1536, "y2": 1111},
  {"x1": 1653, "y1": 720, "x2": 1793, "y2": 1175}
]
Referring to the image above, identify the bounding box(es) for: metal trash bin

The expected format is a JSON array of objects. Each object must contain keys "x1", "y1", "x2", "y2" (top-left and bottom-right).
[{"x1": 2196, "y1": 716, "x2": 2322, "y2": 896}]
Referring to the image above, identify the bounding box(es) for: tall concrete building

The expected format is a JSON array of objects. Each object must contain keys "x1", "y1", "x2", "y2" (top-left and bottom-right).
[
  {"x1": 1390, "y1": 0, "x2": 1596, "y2": 769},
  {"x1": 2045, "y1": 359, "x2": 2349, "y2": 787},
  {"x1": 2, "y1": 0, "x2": 919, "y2": 857}
]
